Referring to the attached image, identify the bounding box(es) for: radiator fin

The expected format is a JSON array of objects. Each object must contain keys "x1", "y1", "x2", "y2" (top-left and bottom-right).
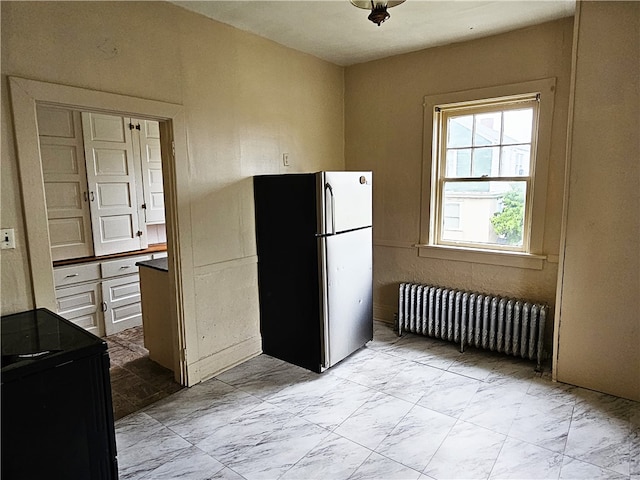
[{"x1": 398, "y1": 282, "x2": 547, "y2": 370}]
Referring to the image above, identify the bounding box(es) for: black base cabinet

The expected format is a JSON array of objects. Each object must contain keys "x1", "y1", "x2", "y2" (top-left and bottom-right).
[{"x1": 1, "y1": 308, "x2": 118, "y2": 480}]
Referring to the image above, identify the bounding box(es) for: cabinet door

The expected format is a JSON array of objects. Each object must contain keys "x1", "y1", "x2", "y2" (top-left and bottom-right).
[
  {"x1": 37, "y1": 106, "x2": 94, "y2": 261},
  {"x1": 101, "y1": 274, "x2": 143, "y2": 336},
  {"x1": 82, "y1": 113, "x2": 146, "y2": 256},
  {"x1": 135, "y1": 119, "x2": 165, "y2": 224},
  {"x1": 55, "y1": 282, "x2": 103, "y2": 337}
]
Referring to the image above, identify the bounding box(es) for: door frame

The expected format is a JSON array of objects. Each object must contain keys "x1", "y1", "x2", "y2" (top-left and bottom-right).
[{"x1": 9, "y1": 76, "x2": 196, "y2": 385}]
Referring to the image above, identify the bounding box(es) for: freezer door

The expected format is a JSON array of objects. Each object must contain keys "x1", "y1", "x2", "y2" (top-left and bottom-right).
[
  {"x1": 319, "y1": 227, "x2": 373, "y2": 369},
  {"x1": 318, "y1": 171, "x2": 372, "y2": 235}
]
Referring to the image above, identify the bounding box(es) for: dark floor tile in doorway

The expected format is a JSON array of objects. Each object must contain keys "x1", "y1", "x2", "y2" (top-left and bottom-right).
[{"x1": 105, "y1": 326, "x2": 183, "y2": 420}]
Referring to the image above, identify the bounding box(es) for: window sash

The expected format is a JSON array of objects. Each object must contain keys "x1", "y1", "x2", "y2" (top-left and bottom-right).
[
  {"x1": 435, "y1": 178, "x2": 532, "y2": 251},
  {"x1": 432, "y1": 97, "x2": 540, "y2": 252}
]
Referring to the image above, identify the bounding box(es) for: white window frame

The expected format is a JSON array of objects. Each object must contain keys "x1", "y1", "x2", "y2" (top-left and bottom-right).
[
  {"x1": 434, "y1": 96, "x2": 539, "y2": 251},
  {"x1": 418, "y1": 79, "x2": 556, "y2": 270}
]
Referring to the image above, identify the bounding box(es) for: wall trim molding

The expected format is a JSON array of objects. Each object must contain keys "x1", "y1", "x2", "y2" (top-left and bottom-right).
[
  {"x1": 194, "y1": 255, "x2": 258, "y2": 276},
  {"x1": 373, "y1": 303, "x2": 396, "y2": 324},
  {"x1": 193, "y1": 335, "x2": 262, "y2": 385},
  {"x1": 373, "y1": 239, "x2": 417, "y2": 249}
]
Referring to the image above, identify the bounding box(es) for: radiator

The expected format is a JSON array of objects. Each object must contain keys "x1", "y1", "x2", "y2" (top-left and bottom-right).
[{"x1": 398, "y1": 282, "x2": 548, "y2": 371}]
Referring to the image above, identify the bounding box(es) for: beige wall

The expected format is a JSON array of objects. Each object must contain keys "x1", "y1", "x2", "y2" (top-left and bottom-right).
[
  {"x1": 345, "y1": 19, "x2": 574, "y2": 351},
  {"x1": 4, "y1": 2, "x2": 635, "y2": 401},
  {"x1": 1, "y1": 1, "x2": 344, "y2": 383},
  {"x1": 555, "y1": 2, "x2": 639, "y2": 401}
]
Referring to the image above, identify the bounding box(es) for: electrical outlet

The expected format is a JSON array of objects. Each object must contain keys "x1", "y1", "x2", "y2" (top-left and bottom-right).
[
  {"x1": 282, "y1": 153, "x2": 290, "y2": 167},
  {"x1": 1, "y1": 229, "x2": 16, "y2": 249}
]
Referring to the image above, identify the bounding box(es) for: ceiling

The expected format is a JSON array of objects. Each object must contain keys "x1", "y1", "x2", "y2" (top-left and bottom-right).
[{"x1": 169, "y1": 1, "x2": 575, "y2": 66}]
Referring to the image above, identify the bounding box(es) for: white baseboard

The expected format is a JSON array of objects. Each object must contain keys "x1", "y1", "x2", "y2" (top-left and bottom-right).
[
  {"x1": 192, "y1": 335, "x2": 263, "y2": 384},
  {"x1": 374, "y1": 303, "x2": 395, "y2": 324}
]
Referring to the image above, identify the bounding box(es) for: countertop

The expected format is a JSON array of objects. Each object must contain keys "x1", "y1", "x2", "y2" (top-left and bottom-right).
[
  {"x1": 136, "y1": 257, "x2": 168, "y2": 272},
  {"x1": 53, "y1": 244, "x2": 167, "y2": 267}
]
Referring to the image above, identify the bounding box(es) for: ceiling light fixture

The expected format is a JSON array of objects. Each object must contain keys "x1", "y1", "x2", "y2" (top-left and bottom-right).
[{"x1": 350, "y1": 0, "x2": 406, "y2": 26}]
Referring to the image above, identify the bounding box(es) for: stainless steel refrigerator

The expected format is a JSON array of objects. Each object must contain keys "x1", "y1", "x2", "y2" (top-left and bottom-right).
[{"x1": 254, "y1": 171, "x2": 373, "y2": 373}]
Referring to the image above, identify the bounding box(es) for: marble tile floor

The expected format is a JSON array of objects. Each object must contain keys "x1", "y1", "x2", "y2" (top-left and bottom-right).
[
  {"x1": 115, "y1": 321, "x2": 639, "y2": 480},
  {"x1": 106, "y1": 326, "x2": 183, "y2": 420}
]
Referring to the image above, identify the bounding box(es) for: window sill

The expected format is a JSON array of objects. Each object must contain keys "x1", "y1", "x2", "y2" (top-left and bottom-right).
[{"x1": 417, "y1": 244, "x2": 546, "y2": 270}]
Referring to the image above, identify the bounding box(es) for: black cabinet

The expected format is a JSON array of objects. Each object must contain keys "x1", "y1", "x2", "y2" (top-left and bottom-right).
[{"x1": 1, "y1": 308, "x2": 118, "y2": 479}]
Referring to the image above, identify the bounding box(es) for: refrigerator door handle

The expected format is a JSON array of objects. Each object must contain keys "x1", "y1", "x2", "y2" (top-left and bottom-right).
[
  {"x1": 325, "y1": 182, "x2": 335, "y2": 235},
  {"x1": 318, "y1": 236, "x2": 330, "y2": 369}
]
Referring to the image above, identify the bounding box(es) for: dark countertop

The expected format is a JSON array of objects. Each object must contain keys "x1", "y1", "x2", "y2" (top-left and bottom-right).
[{"x1": 136, "y1": 257, "x2": 168, "y2": 272}]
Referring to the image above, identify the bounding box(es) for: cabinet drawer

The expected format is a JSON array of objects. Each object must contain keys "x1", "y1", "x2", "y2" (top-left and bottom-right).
[
  {"x1": 101, "y1": 255, "x2": 150, "y2": 279},
  {"x1": 54, "y1": 263, "x2": 101, "y2": 287}
]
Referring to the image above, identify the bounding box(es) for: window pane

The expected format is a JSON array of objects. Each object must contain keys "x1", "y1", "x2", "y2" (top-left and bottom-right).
[
  {"x1": 500, "y1": 145, "x2": 531, "y2": 176},
  {"x1": 443, "y1": 202, "x2": 460, "y2": 230},
  {"x1": 441, "y1": 181, "x2": 526, "y2": 247},
  {"x1": 446, "y1": 149, "x2": 471, "y2": 177},
  {"x1": 447, "y1": 115, "x2": 473, "y2": 148},
  {"x1": 502, "y1": 108, "x2": 533, "y2": 144},
  {"x1": 473, "y1": 112, "x2": 501, "y2": 146},
  {"x1": 472, "y1": 147, "x2": 499, "y2": 177}
]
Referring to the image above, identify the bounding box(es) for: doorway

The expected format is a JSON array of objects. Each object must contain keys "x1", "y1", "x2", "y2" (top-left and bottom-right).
[
  {"x1": 35, "y1": 104, "x2": 181, "y2": 418},
  {"x1": 9, "y1": 77, "x2": 192, "y2": 391}
]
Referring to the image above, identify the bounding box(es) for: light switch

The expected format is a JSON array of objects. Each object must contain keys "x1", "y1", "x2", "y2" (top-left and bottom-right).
[
  {"x1": 282, "y1": 153, "x2": 290, "y2": 167},
  {"x1": 1, "y1": 229, "x2": 16, "y2": 249}
]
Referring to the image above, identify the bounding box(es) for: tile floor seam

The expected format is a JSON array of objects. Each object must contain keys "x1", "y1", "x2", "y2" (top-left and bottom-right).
[
  {"x1": 558, "y1": 401, "x2": 577, "y2": 456},
  {"x1": 344, "y1": 450, "x2": 376, "y2": 480},
  {"x1": 559, "y1": 452, "x2": 632, "y2": 480},
  {"x1": 193, "y1": 438, "x2": 247, "y2": 479},
  {"x1": 272, "y1": 430, "x2": 352, "y2": 480},
  {"x1": 485, "y1": 432, "x2": 509, "y2": 480},
  {"x1": 419, "y1": 412, "x2": 462, "y2": 476},
  {"x1": 346, "y1": 444, "x2": 423, "y2": 478},
  {"x1": 369, "y1": 400, "x2": 417, "y2": 453},
  {"x1": 314, "y1": 409, "x2": 416, "y2": 469}
]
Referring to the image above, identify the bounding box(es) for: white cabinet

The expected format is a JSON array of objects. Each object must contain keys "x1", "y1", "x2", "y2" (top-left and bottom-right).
[
  {"x1": 38, "y1": 106, "x2": 165, "y2": 262},
  {"x1": 82, "y1": 112, "x2": 146, "y2": 256},
  {"x1": 101, "y1": 275, "x2": 142, "y2": 336},
  {"x1": 100, "y1": 255, "x2": 149, "y2": 335},
  {"x1": 37, "y1": 106, "x2": 94, "y2": 260},
  {"x1": 54, "y1": 253, "x2": 151, "y2": 336},
  {"x1": 138, "y1": 120, "x2": 165, "y2": 225},
  {"x1": 55, "y1": 282, "x2": 102, "y2": 336}
]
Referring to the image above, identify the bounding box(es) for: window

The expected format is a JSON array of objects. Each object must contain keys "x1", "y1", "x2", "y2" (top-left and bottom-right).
[
  {"x1": 434, "y1": 97, "x2": 538, "y2": 251},
  {"x1": 419, "y1": 79, "x2": 556, "y2": 268}
]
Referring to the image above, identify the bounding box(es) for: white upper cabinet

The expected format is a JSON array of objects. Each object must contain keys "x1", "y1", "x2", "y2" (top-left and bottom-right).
[
  {"x1": 82, "y1": 112, "x2": 146, "y2": 256},
  {"x1": 137, "y1": 119, "x2": 165, "y2": 224},
  {"x1": 37, "y1": 106, "x2": 94, "y2": 261},
  {"x1": 38, "y1": 107, "x2": 165, "y2": 261}
]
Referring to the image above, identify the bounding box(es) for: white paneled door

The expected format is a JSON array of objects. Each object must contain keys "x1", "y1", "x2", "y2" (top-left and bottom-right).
[
  {"x1": 55, "y1": 282, "x2": 103, "y2": 337},
  {"x1": 82, "y1": 112, "x2": 146, "y2": 256},
  {"x1": 137, "y1": 119, "x2": 165, "y2": 224},
  {"x1": 101, "y1": 275, "x2": 143, "y2": 336},
  {"x1": 37, "y1": 106, "x2": 94, "y2": 261}
]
